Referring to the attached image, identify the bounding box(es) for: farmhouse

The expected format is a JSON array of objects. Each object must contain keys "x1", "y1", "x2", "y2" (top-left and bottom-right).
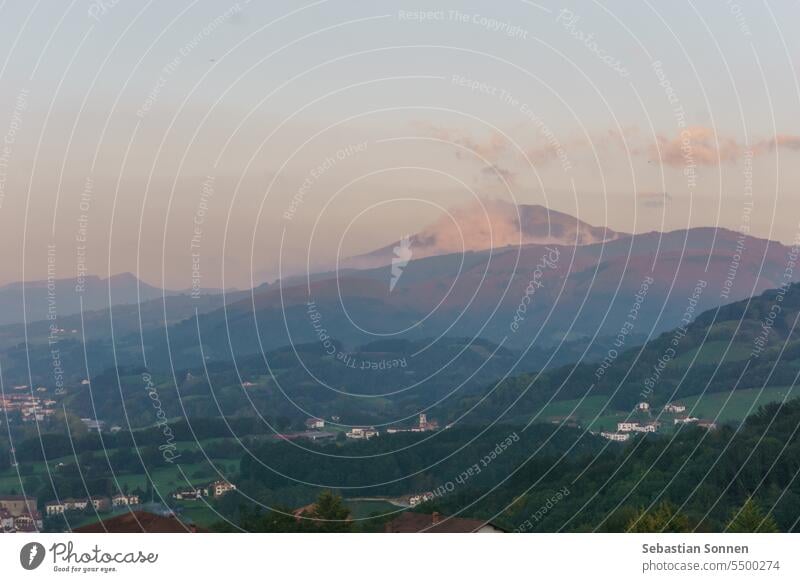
[
  {"x1": 632, "y1": 421, "x2": 660, "y2": 433},
  {"x1": 305, "y1": 417, "x2": 325, "y2": 430},
  {"x1": 173, "y1": 487, "x2": 206, "y2": 501},
  {"x1": 601, "y1": 431, "x2": 631, "y2": 442},
  {"x1": 112, "y1": 493, "x2": 140, "y2": 507},
  {"x1": 664, "y1": 402, "x2": 686, "y2": 413},
  {"x1": 211, "y1": 480, "x2": 237, "y2": 497},
  {"x1": 45, "y1": 501, "x2": 66, "y2": 516},
  {"x1": 63, "y1": 498, "x2": 90, "y2": 511},
  {"x1": 346, "y1": 427, "x2": 379, "y2": 440}
]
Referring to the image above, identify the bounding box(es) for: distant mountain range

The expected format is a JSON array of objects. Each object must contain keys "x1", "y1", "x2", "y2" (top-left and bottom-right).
[
  {"x1": 201, "y1": 223, "x2": 796, "y2": 356},
  {"x1": 73, "y1": 207, "x2": 800, "y2": 354},
  {"x1": 2, "y1": 202, "x2": 798, "y2": 396},
  {"x1": 0, "y1": 272, "x2": 227, "y2": 326}
]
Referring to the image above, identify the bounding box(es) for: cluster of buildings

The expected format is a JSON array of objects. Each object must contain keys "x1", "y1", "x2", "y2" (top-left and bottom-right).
[
  {"x1": 303, "y1": 415, "x2": 380, "y2": 441},
  {"x1": 617, "y1": 420, "x2": 660, "y2": 433},
  {"x1": 674, "y1": 416, "x2": 717, "y2": 430},
  {"x1": 291, "y1": 413, "x2": 441, "y2": 442},
  {"x1": 44, "y1": 493, "x2": 140, "y2": 516},
  {"x1": 345, "y1": 426, "x2": 380, "y2": 440},
  {"x1": 600, "y1": 419, "x2": 660, "y2": 442},
  {"x1": 344, "y1": 414, "x2": 440, "y2": 441},
  {"x1": 600, "y1": 401, "x2": 717, "y2": 442},
  {"x1": 386, "y1": 414, "x2": 440, "y2": 435},
  {"x1": 0, "y1": 495, "x2": 43, "y2": 532},
  {"x1": 0, "y1": 389, "x2": 57, "y2": 424},
  {"x1": 663, "y1": 402, "x2": 716, "y2": 429},
  {"x1": 600, "y1": 431, "x2": 632, "y2": 442},
  {"x1": 172, "y1": 479, "x2": 237, "y2": 501}
]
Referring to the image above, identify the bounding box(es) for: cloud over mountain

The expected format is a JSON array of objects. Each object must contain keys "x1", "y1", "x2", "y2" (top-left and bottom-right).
[{"x1": 345, "y1": 200, "x2": 624, "y2": 269}]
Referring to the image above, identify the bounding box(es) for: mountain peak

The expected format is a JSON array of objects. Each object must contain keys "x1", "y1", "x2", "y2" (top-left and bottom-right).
[{"x1": 346, "y1": 200, "x2": 625, "y2": 268}]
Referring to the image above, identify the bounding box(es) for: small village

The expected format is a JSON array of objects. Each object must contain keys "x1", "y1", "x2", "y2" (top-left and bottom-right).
[
  {"x1": 43, "y1": 492, "x2": 141, "y2": 517},
  {"x1": 0, "y1": 386, "x2": 58, "y2": 425},
  {"x1": 272, "y1": 413, "x2": 441, "y2": 443},
  {"x1": 346, "y1": 413, "x2": 440, "y2": 440},
  {"x1": 599, "y1": 401, "x2": 718, "y2": 442},
  {"x1": 0, "y1": 479, "x2": 238, "y2": 533}
]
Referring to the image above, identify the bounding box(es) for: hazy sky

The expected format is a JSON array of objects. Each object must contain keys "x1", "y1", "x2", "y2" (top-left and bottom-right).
[{"x1": 0, "y1": 0, "x2": 799, "y2": 289}]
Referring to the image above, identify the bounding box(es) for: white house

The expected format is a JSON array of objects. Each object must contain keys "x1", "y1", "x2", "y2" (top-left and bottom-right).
[
  {"x1": 305, "y1": 417, "x2": 325, "y2": 430},
  {"x1": 212, "y1": 480, "x2": 237, "y2": 497},
  {"x1": 617, "y1": 421, "x2": 641, "y2": 432},
  {"x1": 45, "y1": 501, "x2": 65, "y2": 516},
  {"x1": 174, "y1": 488, "x2": 203, "y2": 501},
  {"x1": 346, "y1": 427, "x2": 379, "y2": 440},
  {"x1": 63, "y1": 498, "x2": 89, "y2": 511},
  {"x1": 636, "y1": 402, "x2": 650, "y2": 412},
  {"x1": 664, "y1": 402, "x2": 686, "y2": 413},
  {"x1": 631, "y1": 421, "x2": 660, "y2": 433},
  {"x1": 13, "y1": 511, "x2": 42, "y2": 531},
  {"x1": 112, "y1": 493, "x2": 140, "y2": 507},
  {"x1": 674, "y1": 416, "x2": 699, "y2": 425},
  {"x1": 601, "y1": 432, "x2": 631, "y2": 442}
]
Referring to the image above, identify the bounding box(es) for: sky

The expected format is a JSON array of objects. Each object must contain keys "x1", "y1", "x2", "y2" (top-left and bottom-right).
[{"x1": 0, "y1": 0, "x2": 799, "y2": 289}]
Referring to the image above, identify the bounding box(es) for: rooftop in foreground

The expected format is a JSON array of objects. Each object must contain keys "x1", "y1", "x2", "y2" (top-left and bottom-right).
[{"x1": 73, "y1": 511, "x2": 203, "y2": 533}]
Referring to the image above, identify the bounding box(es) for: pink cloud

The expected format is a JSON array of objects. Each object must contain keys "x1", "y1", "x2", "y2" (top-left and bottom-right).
[
  {"x1": 653, "y1": 126, "x2": 800, "y2": 167},
  {"x1": 755, "y1": 134, "x2": 800, "y2": 152},
  {"x1": 654, "y1": 125, "x2": 741, "y2": 167}
]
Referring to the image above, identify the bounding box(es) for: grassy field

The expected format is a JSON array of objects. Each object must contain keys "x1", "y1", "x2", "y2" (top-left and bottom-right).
[
  {"x1": 681, "y1": 386, "x2": 800, "y2": 423},
  {"x1": 173, "y1": 500, "x2": 225, "y2": 527},
  {"x1": 530, "y1": 395, "x2": 634, "y2": 432},
  {"x1": 0, "y1": 429, "x2": 361, "y2": 500},
  {"x1": 107, "y1": 460, "x2": 236, "y2": 494},
  {"x1": 668, "y1": 340, "x2": 754, "y2": 368},
  {"x1": 3, "y1": 385, "x2": 797, "y2": 499},
  {"x1": 519, "y1": 386, "x2": 800, "y2": 432},
  {"x1": 0, "y1": 453, "x2": 238, "y2": 496}
]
